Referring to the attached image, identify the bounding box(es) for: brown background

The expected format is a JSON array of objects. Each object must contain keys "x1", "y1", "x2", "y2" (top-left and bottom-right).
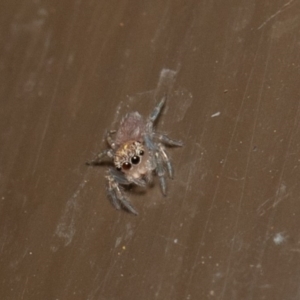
[{"x1": 1, "y1": 0, "x2": 300, "y2": 299}]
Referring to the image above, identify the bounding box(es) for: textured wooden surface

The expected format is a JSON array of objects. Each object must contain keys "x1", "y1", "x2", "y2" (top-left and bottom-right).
[{"x1": 1, "y1": 1, "x2": 300, "y2": 299}]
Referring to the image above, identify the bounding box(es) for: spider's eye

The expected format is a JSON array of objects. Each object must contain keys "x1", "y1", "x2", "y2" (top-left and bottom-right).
[
  {"x1": 116, "y1": 166, "x2": 121, "y2": 171},
  {"x1": 131, "y1": 155, "x2": 140, "y2": 165},
  {"x1": 139, "y1": 150, "x2": 144, "y2": 156},
  {"x1": 122, "y1": 162, "x2": 131, "y2": 170}
]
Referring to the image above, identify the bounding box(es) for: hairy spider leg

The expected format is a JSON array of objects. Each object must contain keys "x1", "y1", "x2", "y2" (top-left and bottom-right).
[
  {"x1": 143, "y1": 134, "x2": 156, "y2": 151},
  {"x1": 148, "y1": 95, "x2": 166, "y2": 126},
  {"x1": 157, "y1": 143, "x2": 174, "y2": 179},
  {"x1": 108, "y1": 165, "x2": 148, "y2": 188},
  {"x1": 106, "y1": 130, "x2": 117, "y2": 149},
  {"x1": 127, "y1": 176, "x2": 148, "y2": 188},
  {"x1": 106, "y1": 168, "x2": 138, "y2": 215},
  {"x1": 143, "y1": 134, "x2": 158, "y2": 184},
  {"x1": 144, "y1": 95, "x2": 167, "y2": 151},
  {"x1": 155, "y1": 133, "x2": 183, "y2": 147},
  {"x1": 107, "y1": 185, "x2": 121, "y2": 210},
  {"x1": 86, "y1": 149, "x2": 114, "y2": 165},
  {"x1": 154, "y1": 150, "x2": 167, "y2": 196}
]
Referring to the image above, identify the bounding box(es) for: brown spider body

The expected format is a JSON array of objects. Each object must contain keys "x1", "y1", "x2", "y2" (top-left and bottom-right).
[{"x1": 87, "y1": 96, "x2": 182, "y2": 215}]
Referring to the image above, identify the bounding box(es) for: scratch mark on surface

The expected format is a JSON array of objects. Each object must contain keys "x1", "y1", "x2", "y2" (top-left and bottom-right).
[
  {"x1": 250, "y1": 98, "x2": 300, "y2": 299},
  {"x1": 246, "y1": 40, "x2": 297, "y2": 300},
  {"x1": 216, "y1": 34, "x2": 269, "y2": 300},
  {"x1": 272, "y1": 183, "x2": 288, "y2": 207},
  {"x1": 150, "y1": 4, "x2": 170, "y2": 49},
  {"x1": 211, "y1": 111, "x2": 221, "y2": 118},
  {"x1": 256, "y1": 196, "x2": 273, "y2": 216},
  {"x1": 21, "y1": 276, "x2": 29, "y2": 300},
  {"x1": 32, "y1": 90, "x2": 56, "y2": 174},
  {"x1": 173, "y1": 89, "x2": 193, "y2": 122},
  {"x1": 9, "y1": 247, "x2": 29, "y2": 270},
  {"x1": 257, "y1": 0, "x2": 296, "y2": 30},
  {"x1": 226, "y1": 176, "x2": 245, "y2": 181},
  {"x1": 54, "y1": 179, "x2": 87, "y2": 246},
  {"x1": 32, "y1": 1, "x2": 81, "y2": 175},
  {"x1": 257, "y1": 183, "x2": 289, "y2": 215}
]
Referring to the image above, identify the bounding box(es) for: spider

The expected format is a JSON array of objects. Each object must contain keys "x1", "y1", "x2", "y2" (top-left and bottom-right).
[{"x1": 87, "y1": 95, "x2": 183, "y2": 215}]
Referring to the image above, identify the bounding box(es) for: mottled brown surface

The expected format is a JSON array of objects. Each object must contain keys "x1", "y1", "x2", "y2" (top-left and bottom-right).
[{"x1": 1, "y1": 1, "x2": 300, "y2": 299}]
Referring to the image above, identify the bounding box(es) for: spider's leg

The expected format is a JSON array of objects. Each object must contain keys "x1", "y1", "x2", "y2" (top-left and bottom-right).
[
  {"x1": 148, "y1": 95, "x2": 167, "y2": 124},
  {"x1": 86, "y1": 149, "x2": 114, "y2": 165},
  {"x1": 144, "y1": 135, "x2": 156, "y2": 151},
  {"x1": 106, "y1": 168, "x2": 138, "y2": 215},
  {"x1": 157, "y1": 143, "x2": 174, "y2": 179},
  {"x1": 144, "y1": 168, "x2": 153, "y2": 184},
  {"x1": 154, "y1": 151, "x2": 167, "y2": 196},
  {"x1": 106, "y1": 130, "x2": 117, "y2": 149},
  {"x1": 107, "y1": 185, "x2": 121, "y2": 210},
  {"x1": 109, "y1": 166, "x2": 147, "y2": 188},
  {"x1": 155, "y1": 133, "x2": 183, "y2": 147},
  {"x1": 144, "y1": 134, "x2": 157, "y2": 183},
  {"x1": 129, "y1": 177, "x2": 147, "y2": 187}
]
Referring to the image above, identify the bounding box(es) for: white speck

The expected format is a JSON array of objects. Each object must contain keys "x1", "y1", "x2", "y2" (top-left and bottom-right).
[
  {"x1": 211, "y1": 112, "x2": 220, "y2": 118},
  {"x1": 174, "y1": 239, "x2": 178, "y2": 244},
  {"x1": 273, "y1": 232, "x2": 286, "y2": 245}
]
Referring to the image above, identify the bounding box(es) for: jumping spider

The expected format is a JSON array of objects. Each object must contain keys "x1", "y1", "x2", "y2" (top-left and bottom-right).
[{"x1": 87, "y1": 95, "x2": 182, "y2": 215}]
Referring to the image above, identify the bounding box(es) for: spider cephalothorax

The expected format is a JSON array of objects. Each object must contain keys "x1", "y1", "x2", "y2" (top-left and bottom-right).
[
  {"x1": 114, "y1": 141, "x2": 145, "y2": 171},
  {"x1": 87, "y1": 95, "x2": 182, "y2": 215}
]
